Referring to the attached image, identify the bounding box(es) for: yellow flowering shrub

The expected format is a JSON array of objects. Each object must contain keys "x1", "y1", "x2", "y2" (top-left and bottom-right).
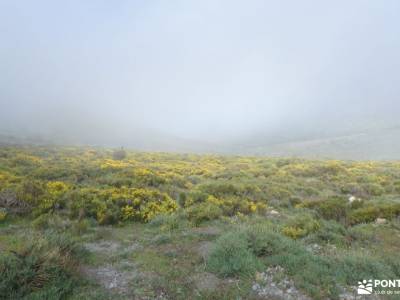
[
  {"x1": 0, "y1": 171, "x2": 19, "y2": 191},
  {"x1": 121, "y1": 205, "x2": 136, "y2": 220},
  {"x1": 281, "y1": 215, "x2": 320, "y2": 239},
  {"x1": 47, "y1": 181, "x2": 69, "y2": 197},
  {"x1": 282, "y1": 226, "x2": 307, "y2": 239},
  {"x1": 2, "y1": 145, "x2": 400, "y2": 228},
  {"x1": 28, "y1": 181, "x2": 71, "y2": 214},
  {"x1": 118, "y1": 188, "x2": 178, "y2": 222},
  {"x1": 0, "y1": 209, "x2": 7, "y2": 222},
  {"x1": 100, "y1": 159, "x2": 131, "y2": 170}
]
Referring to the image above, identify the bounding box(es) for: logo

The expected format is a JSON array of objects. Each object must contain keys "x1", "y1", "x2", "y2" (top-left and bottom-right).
[
  {"x1": 358, "y1": 280, "x2": 373, "y2": 295},
  {"x1": 357, "y1": 279, "x2": 400, "y2": 295}
]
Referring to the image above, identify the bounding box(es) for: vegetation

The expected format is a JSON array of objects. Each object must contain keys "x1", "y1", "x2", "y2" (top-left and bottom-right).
[
  {"x1": 0, "y1": 230, "x2": 85, "y2": 299},
  {"x1": 1, "y1": 145, "x2": 400, "y2": 299}
]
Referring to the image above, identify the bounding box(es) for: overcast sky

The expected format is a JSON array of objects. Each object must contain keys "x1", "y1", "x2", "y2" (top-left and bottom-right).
[{"x1": 1, "y1": 0, "x2": 399, "y2": 145}]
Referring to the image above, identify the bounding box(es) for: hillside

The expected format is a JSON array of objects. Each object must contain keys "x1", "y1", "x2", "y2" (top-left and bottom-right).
[
  {"x1": 1, "y1": 146, "x2": 400, "y2": 299},
  {"x1": 240, "y1": 125, "x2": 400, "y2": 160},
  {"x1": 2, "y1": 122, "x2": 400, "y2": 161}
]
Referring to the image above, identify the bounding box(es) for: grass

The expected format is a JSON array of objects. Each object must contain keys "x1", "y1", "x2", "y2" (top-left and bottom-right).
[{"x1": 0, "y1": 230, "x2": 86, "y2": 300}]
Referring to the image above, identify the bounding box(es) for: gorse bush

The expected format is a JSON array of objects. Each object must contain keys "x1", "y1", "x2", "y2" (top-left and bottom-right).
[
  {"x1": 2, "y1": 146, "x2": 400, "y2": 228},
  {"x1": 281, "y1": 214, "x2": 320, "y2": 239},
  {"x1": 0, "y1": 208, "x2": 6, "y2": 222},
  {"x1": 16, "y1": 180, "x2": 69, "y2": 216},
  {"x1": 67, "y1": 187, "x2": 178, "y2": 224}
]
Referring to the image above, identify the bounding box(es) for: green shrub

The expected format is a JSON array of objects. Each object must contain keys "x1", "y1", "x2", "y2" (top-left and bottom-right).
[
  {"x1": 16, "y1": 180, "x2": 46, "y2": 210},
  {"x1": 256, "y1": 232, "x2": 340, "y2": 298},
  {"x1": 315, "y1": 197, "x2": 348, "y2": 222},
  {"x1": 340, "y1": 182, "x2": 365, "y2": 197},
  {"x1": 266, "y1": 186, "x2": 293, "y2": 202},
  {"x1": 299, "y1": 197, "x2": 348, "y2": 222},
  {"x1": 349, "y1": 206, "x2": 380, "y2": 224},
  {"x1": 262, "y1": 235, "x2": 397, "y2": 299},
  {"x1": 347, "y1": 224, "x2": 377, "y2": 244},
  {"x1": 0, "y1": 231, "x2": 84, "y2": 299},
  {"x1": 281, "y1": 214, "x2": 320, "y2": 239},
  {"x1": 348, "y1": 203, "x2": 400, "y2": 225},
  {"x1": 305, "y1": 220, "x2": 348, "y2": 246},
  {"x1": 177, "y1": 192, "x2": 187, "y2": 207},
  {"x1": 243, "y1": 224, "x2": 293, "y2": 256},
  {"x1": 207, "y1": 231, "x2": 259, "y2": 277},
  {"x1": 349, "y1": 198, "x2": 364, "y2": 209},
  {"x1": 199, "y1": 182, "x2": 239, "y2": 197},
  {"x1": 338, "y1": 253, "x2": 395, "y2": 284},
  {"x1": 363, "y1": 183, "x2": 384, "y2": 196},
  {"x1": 288, "y1": 197, "x2": 302, "y2": 207},
  {"x1": 186, "y1": 191, "x2": 208, "y2": 206},
  {"x1": 186, "y1": 203, "x2": 223, "y2": 225},
  {"x1": 379, "y1": 203, "x2": 400, "y2": 218},
  {"x1": 382, "y1": 255, "x2": 400, "y2": 277},
  {"x1": 97, "y1": 208, "x2": 120, "y2": 225},
  {"x1": 267, "y1": 249, "x2": 339, "y2": 298}
]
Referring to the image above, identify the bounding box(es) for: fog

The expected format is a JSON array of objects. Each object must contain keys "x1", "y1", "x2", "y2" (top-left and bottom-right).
[{"x1": 1, "y1": 1, "x2": 400, "y2": 155}]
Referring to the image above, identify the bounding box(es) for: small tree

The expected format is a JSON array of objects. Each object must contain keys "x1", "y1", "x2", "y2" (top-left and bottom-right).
[{"x1": 112, "y1": 147, "x2": 127, "y2": 160}]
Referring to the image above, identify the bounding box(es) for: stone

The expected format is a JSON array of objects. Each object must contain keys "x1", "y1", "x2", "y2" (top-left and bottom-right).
[
  {"x1": 251, "y1": 266, "x2": 311, "y2": 300},
  {"x1": 348, "y1": 196, "x2": 356, "y2": 203},
  {"x1": 375, "y1": 218, "x2": 387, "y2": 225}
]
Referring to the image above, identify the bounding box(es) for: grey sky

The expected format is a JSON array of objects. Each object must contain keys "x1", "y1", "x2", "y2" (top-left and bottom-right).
[{"x1": 1, "y1": 0, "x2": 399, "y2": 146}]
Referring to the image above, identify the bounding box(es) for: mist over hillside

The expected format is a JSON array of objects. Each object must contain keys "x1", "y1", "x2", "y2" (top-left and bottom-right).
[
  {"x1": 2, "y1": 120, "x2": 400, "y2": 160},
  {"x1": 236, "y1": 125, "x2": 400, "y2": 160},
  {"x1": 229, "y1": 116, "x2": 400, "y2": 159},
  {"x1": 1, "y1": 1, "x2": 399, "y2": 159}
]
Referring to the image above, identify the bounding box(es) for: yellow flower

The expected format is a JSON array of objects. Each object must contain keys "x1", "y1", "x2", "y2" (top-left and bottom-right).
[
  {"x1": 0, "y1": 210, "x2": 7, "y2": 222},
  {"x1": 122, "y1": 205, "x2": 136, "y2": 220}
]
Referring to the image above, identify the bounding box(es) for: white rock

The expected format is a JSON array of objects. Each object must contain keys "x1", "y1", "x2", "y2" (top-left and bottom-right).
[
  {"x1": 375, "y1": 218, "x2": 387, "y2": 225},
  {"x1": 348, "y1": 196, "x2": 356, "y2": 203}
]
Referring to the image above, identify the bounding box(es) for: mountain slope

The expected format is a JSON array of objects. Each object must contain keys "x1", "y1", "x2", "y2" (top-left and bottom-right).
[{"x1": 239, "y1": 126, "x2": 400, "y2": 160}]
